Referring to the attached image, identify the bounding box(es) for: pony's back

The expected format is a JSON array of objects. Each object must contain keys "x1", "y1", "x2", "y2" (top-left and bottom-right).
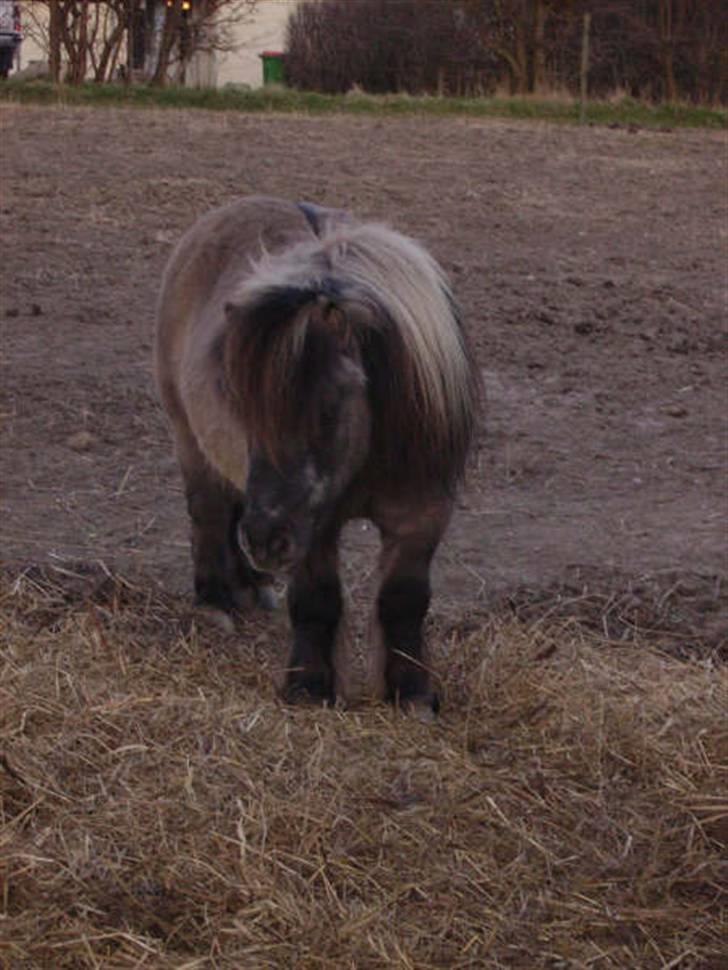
[{"x1": 155, "y1": 197, "x2": 321, "y2": 487}]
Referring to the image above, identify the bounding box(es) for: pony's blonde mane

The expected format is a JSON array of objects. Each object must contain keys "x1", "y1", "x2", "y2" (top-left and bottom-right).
[
  {"x1": 221, "y1": 217, "x2": 477, "y2": 487},
  {"x1": 233, "y1": 221, "x2": 474, "y2": 439}
]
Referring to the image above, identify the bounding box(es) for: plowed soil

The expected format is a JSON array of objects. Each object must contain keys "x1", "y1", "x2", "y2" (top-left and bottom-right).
[{"x1": 1, "y1": 105, "x2": 726, "y2": 648}]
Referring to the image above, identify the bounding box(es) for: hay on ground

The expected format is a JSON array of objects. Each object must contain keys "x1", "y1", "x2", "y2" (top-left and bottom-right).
[{"x1": 1, "y1": 565, "x2": 726, "y2": 969}]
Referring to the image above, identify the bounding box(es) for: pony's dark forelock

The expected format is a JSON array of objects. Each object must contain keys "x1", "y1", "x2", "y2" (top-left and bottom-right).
[{"x1": 222, "y1": 288, "x2": 341, "y2": 462}]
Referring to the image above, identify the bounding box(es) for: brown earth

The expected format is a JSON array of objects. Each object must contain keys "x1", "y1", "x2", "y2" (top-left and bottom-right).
[{"x1": 1, "y1": 105, "x2": 726, "y2": 650}]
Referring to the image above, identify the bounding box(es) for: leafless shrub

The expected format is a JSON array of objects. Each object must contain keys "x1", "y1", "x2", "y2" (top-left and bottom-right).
[
  {"x1": 285, "y1": 0, "x2": 500, "y2": 96},
  {"x1": 285, "y1": 0, "x2": 727, "y2": 103}
]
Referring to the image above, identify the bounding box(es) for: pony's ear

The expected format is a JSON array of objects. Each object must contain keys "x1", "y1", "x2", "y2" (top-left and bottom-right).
[
  {"x1": 220, "y1": 303, "x2": 246, "y2": 394},
  {"x1": 308, "y1": 296, "x2": 355, "y2": 351},
  {"x1": 320, "y1": 293, "x2": 381, "y2": 351},
  {"x1": 228, "y1": 285, "x2": 323, "y2": 331},
  {"x1": 325, "y1": 303, "x2": 354, "y2": 350},
  {"x1": 224, "y1": 300, "x2": 242, "y2": 323}
]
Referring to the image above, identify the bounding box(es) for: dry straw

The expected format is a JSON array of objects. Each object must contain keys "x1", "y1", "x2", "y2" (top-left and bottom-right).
[{"x1": 1, "y1": 565, "x2": 726, "y2": 969}]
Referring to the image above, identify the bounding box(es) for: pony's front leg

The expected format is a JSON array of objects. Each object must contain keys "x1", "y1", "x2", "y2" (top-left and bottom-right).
[
  {"x1": 372, "y1": 500, "x2": 452, "y2": 713},
  {"x1": 179, "y1": 436, "x2": 273, "y2": 622},
  {"x1": 285, "y1": 530, "x2": 342, "y2": 704}
]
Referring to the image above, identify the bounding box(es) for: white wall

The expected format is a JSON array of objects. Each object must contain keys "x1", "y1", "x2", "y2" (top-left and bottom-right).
[
  {"x1": 218, "y1": 0, "x2": 298, "y2": 88},
  {"x1": 15, "y1": 2, "x2": 44, "y2": 72}
]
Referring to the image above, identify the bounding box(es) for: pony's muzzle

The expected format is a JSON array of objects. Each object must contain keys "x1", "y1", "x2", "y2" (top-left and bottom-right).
[{"x1": 238, "y1": 520, "x2": 296, "y2": 574}]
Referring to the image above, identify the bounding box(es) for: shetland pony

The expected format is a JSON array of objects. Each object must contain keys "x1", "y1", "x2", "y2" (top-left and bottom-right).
[{"x1": 155, "y1": 196, "x2": 478, "y2": 711}]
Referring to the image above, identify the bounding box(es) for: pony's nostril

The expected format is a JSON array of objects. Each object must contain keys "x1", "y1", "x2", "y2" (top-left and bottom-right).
[
  {"x1": 237, "y1": 522, "x2": 257, "y2": 560},
  {"x1": 238, "y1": 519, "x2": 294, "y2": 570},
  {"x1": 270, "y1": 531, "x2": 293, "y2": 561}
]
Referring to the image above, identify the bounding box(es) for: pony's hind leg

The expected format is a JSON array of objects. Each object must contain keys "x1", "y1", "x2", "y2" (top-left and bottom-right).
[
  {"x1": 372, "y1": 498, "x2": 453, "y2": 714},
  {"x1": 284, "y1": 526, "x2": 342, "y2": 704}
]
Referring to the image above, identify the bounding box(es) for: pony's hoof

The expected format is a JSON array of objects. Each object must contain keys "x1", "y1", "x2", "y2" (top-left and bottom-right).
[
  {"x1": 197, "y1": 606, "x2": 235, "y2": 634},
  {"x1": 256, "y1": 584, "x2": 280, "y2": 612},
  {"x1": 232, "y1": 587, "x2": 255, "y2": 610},
  {"x1": 386, "y1": 668, "x2": 439, "y2": 719},
  {"x1": 390, "y1": 689, "x2": 440, "y2": 721},
  {"x1": 284, "y1": 671, "x2": 334, "y2": 707},
  {"x1": 402, "y1": 695, "x2": 439, "y2": 723},
  {"x1": 230, "y1": 583, "x2": 280, "y2": 612}
]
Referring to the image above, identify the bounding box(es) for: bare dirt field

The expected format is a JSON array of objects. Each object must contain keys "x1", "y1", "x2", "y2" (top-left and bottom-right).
[
  {"x1": 1, "y1": 104, "x2": 726, "y2": 647},
  {"x1": 0, "y1": 104, "x2": 727, "y2": 970}
]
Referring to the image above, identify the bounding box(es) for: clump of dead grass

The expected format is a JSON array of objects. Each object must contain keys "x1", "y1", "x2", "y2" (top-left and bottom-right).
[{"x1": 1, "y1": 566, "x2": 726, "y2": 969}]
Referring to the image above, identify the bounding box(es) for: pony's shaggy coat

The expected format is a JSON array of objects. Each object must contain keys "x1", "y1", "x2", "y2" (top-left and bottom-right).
[{"x1": 156, "y1": 196, "x2": 478, "y2": 706}]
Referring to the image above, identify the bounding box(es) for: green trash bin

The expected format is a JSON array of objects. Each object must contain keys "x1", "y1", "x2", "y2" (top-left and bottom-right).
[{"x1": 260, "y1": 50, "x2": 285, "y2": 86}]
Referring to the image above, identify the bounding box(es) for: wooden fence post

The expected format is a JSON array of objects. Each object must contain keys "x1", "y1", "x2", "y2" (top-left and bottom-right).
[{"x1": 579, "y1": 11, "x2": 591, "y2": 124}]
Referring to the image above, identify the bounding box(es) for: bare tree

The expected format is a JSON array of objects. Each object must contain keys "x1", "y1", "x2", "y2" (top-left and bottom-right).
[
  {"x1": 24, "y1": 0, "x2": 129, "y2": 83},
  {"x1": 575, "y1": 0, "x2": 726, "y2": 102},
  {"x1": 476, "y1": 0, "x2": 572, "y2": 94},
  {"x1": 149, "y1": 0, "x2": 259, "y2": 86},
  {"x1": 23, "y1": 0, "x2": 260, "y2": 86},
  {"x1": 286, "y1": 0, "x2": 499, "y2": 96},
  {"x1": 468, "y1": 0, "x2": 726, "y2": 102}
]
